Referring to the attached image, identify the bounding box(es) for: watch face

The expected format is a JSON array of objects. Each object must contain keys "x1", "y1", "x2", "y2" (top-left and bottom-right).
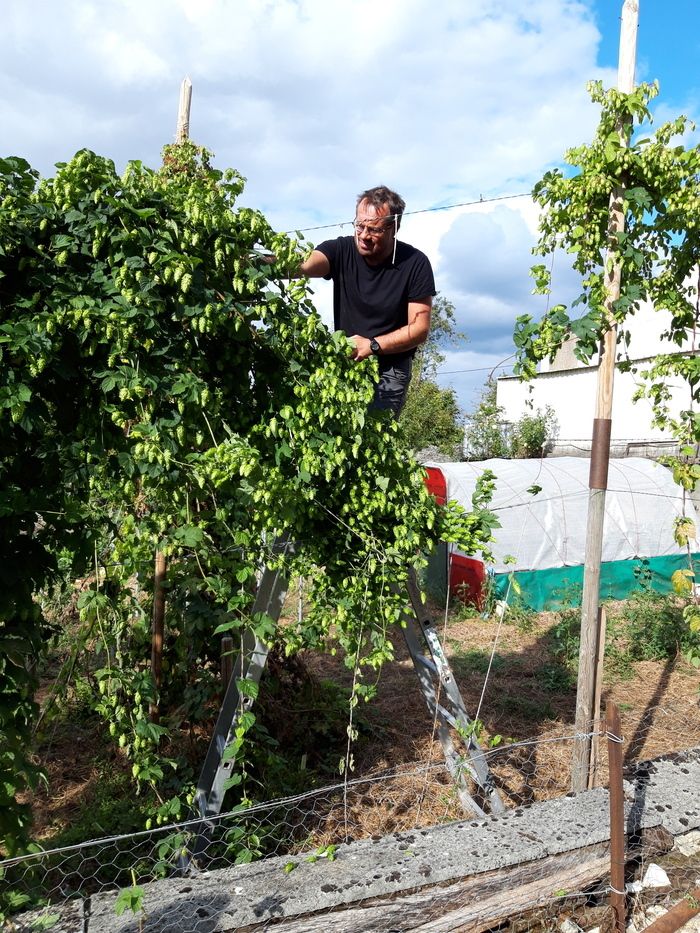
[{"x1": 370, "y1": 339, "x2": 381, "y2": 354}]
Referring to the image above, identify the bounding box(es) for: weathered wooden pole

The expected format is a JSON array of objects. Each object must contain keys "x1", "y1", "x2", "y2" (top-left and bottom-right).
[
  {"x1": 176, "y1": 76, "x2": 193, "y2": 143},
  {"x1": 571, "y1": 0, "x2": 639, "y2": 792},
  {"x1": 150, "y1": 550, "x2": 167, "y2": 722},
  {"x1": 606, "y1": 700, "x2": 626, "y2": 933},
  {"x1": 150, "y1": 78, "x2": 193, "y2": 720},
  {"x1": 588, "y1": 606, "x2": 608, "y2": 790}
]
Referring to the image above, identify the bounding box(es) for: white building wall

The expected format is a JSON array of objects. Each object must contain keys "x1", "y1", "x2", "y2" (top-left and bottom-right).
[
  {"x1": 497, "y1": 298, "x2": 697, "y2": 452},
  {"x1": 497, "y1": 365, "x2": 691, "y2": 445}
]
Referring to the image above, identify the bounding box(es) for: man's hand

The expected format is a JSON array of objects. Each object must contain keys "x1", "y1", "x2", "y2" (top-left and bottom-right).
[{"x1": 349, "y1": 335, "x2": 373, "y2": 361}]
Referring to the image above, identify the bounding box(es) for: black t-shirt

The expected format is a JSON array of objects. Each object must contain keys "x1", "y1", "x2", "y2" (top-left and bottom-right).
[{"x1": 315, "y1": 236, "x2": 436, "y2": 362}]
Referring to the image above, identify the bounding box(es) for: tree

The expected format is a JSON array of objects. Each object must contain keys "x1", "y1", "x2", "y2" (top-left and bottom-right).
[
  {"x1": 463, "y1": 380, "x2": 558, "y2": 460},
  {"x1": 400, "y1": 380, "x2": 463, "y2": 454},
  {"x1": 463, "y1": 380, "x2": 509, "y2": 460},
  {"x1": 411, "y1": 294, "x2": 465, "y2": 383},
  {"x1": 510, "y1": 405, "x2": 558, "y2": 458},
  {"x1": 400, "y1": 294, "x2": 466, "y2": 454}
]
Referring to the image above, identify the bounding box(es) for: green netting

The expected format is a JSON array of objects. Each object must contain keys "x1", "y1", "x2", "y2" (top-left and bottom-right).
[{"x1": 493, "y1": 553, "x2": 699, "y2": 612}]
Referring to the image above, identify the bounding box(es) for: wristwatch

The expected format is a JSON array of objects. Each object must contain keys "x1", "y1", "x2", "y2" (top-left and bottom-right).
[{"x1": 369, "y1": 338, "x2": 382, "y2": 355}]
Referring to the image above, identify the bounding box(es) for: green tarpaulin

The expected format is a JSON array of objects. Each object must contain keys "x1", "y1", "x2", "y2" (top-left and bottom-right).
[{"x1": 493, "y1": 552, "x2": 700, "y2": 611}]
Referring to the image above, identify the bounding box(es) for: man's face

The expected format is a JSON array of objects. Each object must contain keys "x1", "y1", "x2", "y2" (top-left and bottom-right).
[{"x1": 354, "y1": 200, "x2": 395, "y2": 265}]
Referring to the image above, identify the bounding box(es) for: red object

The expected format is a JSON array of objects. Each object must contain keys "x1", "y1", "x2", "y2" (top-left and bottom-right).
[
  {"x1": 423, "y1": 466, "x2": 447, "y2": 505},
  {"x1": 423, "y1": 466, "x2": 485, "y2": 606},
  {"x1": 449, "y1": 553, "x2": 486, "y2": 607}
]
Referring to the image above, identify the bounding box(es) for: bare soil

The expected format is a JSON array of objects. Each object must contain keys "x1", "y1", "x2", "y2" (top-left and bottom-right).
[{"x1": 26, "y1": 602, "x2": 700, "y2": 845}]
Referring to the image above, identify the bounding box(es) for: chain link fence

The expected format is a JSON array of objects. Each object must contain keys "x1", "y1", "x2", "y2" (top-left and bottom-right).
[{"x1": 3, "y1": 693, "x2": 700, "y2": 931}]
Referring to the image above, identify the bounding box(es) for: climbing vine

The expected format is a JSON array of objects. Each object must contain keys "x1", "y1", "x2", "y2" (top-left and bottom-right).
[{"x1": 0, "y1": 144, "x2": 496, "y2": 854}]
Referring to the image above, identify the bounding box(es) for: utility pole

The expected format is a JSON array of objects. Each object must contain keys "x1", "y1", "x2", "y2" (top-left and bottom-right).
[{"x1": 571, "y1": 0, "x2": 639, "y2": 792}]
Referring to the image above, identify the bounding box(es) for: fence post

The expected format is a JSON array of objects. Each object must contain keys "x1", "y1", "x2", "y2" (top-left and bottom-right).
[{"x1": 607, "y1": 699, "x2": 625, "y2": 933}]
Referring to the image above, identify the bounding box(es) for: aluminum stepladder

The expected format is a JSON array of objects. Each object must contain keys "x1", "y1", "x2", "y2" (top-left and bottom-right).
[
  {"x1": 192, "y1": 543, "x2": 504, "y2": 854},
  {"x1": 402, "y1": 568, "x2": 505, "y2": 817}
]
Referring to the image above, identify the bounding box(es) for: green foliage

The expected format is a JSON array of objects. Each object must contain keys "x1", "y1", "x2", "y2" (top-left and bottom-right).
[
  {"x1": 608, "y1": 589, "x2": 700, "y2": 663},
  {"x1": 411, "y1": 294, "x2": 465, "y2": 383},
  {"x1": 114, "y1": 875, "x2": 145, "y2": 918},
  {"x1": 514, "y1": 80, "x2": 700, "y2": 379},
  {"x1": 547, "y1": 590, "x2": 700, "y2": 681},
  {"x1": 513, "y1": 79, "x2": 700, "y2": 450},
  {"x1": 464, "y1": 380, "x2": 509, "y2": 460},
  {"x1": 400, "y1": 380, "x2": 463, "y2": 455},
  {"x1": 0, "y1": 146, "x2": 496, "y2": 853},
  {"x1": 534, "y1": 662, "x2": 574, "y2": 693},
  {"x1": 400, "y1": 295, "x2": 465, "y2": 454},
  {"x1": 513, "y1": 78, "x2": 700, "y2": 651},
  {"x1": 509, "y1": 405, "x2": 558, "y2": 459},
  {"x1": 547, "y1": 608, "x2": 581, "y2": 669},
  {"x1": 464, "y1": 380, "x2": 558, "y2": 460}
]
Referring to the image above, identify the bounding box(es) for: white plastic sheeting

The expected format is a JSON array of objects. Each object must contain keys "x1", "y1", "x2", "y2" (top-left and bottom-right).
[{"x1": 424, "y1": 457, "x2": 698, "y2": 573}]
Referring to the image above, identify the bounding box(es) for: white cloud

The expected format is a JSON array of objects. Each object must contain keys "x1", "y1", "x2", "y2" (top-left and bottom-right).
[
  {"x1": 0, "y1": 0, "x2": 626, "y2": 408},
  {"x1": 434, "y1": 205, "x2": 582, "y2": 354}
]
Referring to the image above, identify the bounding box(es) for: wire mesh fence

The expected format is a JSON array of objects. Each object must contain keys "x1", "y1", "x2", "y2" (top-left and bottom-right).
[{"x1": 3, "y1": 693, "x2": 700, "y2": 932}]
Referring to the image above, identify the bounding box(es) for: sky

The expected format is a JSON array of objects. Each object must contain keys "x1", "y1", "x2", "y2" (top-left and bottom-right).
[{"x1": 4, "y1": 0, "x2": 700, "y2": 412}]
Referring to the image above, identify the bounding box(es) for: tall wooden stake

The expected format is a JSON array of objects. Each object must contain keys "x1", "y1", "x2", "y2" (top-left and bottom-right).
[
  {"x1": 150, "y1": 78, "x2": 193, "y2": 721},
  {"x1": 571, "y1": 0, "x2": 639, "y2": 792},
  {"x1": 176, "y1": 77, "x2": 193, "y2": 143},
  {"x1": 588, "y1": 606, "x2": 608, "y2": 789},
  {"x1": 150, "y1": 550, "x2": 167, "y2": 722}
]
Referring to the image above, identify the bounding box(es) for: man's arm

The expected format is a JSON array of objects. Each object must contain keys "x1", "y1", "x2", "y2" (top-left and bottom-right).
[
  {"x1": 261, "y1": 248, "x2": 330, "y2": 278},
  {"x1": 349, "y1": 297, "x2": 432, "y2": 361},
  {"x1": 297, "y1": 249, "x2": 330, "y2": 278}
]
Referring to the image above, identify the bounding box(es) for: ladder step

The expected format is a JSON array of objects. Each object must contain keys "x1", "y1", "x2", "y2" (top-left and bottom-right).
[{"x1": 413, "y1": 653, "x2": 438, "y2": 675}]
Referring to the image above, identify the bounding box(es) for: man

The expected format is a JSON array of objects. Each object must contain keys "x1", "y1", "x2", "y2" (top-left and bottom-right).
[{"x1": 298, "y1": 186, "x2": 435, "y2": 415}]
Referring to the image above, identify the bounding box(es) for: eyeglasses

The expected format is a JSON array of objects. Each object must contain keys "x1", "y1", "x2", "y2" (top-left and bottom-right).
[{"x1": 353, "y1": 220, "x2": 392, "y2": 237}]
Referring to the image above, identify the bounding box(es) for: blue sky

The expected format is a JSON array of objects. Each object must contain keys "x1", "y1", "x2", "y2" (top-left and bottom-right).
[{"x1": 3, "y1": 1, "x2": 699, "y2": 413}]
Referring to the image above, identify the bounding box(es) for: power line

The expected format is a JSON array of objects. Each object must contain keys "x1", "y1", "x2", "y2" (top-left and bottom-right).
[
  {"x1": 435, "y1": 363, "x2": 513, "y2": 376},
  {"x1": 283, "y1": 191, "x2": 531, "y2": 236}
]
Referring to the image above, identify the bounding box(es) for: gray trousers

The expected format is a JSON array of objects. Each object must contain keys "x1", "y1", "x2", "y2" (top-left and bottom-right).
[{"x1": 371, "y1": 357, "x2": 412, "y2": 416}]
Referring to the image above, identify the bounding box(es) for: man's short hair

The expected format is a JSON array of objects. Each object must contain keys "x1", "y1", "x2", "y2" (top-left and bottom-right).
[{"x1": 356, "y1": 186, "x2": 405, "y2": 230}]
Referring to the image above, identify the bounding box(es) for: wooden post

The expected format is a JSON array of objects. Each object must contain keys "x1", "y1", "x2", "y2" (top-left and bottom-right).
[
  {"x1": 588, "y1": 606, "x2": 608, "y2": 789},
  {"x1": 572, "y1": 0, "x2": 639, "y2": 792},
  {"x1": 150, "y1": 550, "x2": 167, "y2": 722},
  {"x1": 148, "y1": 79, "x2": 191, "y2": 721},
  {"x1": 176, "y1": 76, "x2": 192, "y2": 143},
  {"x1": 607, "y1": 700, "x2": 626, "y2": 933}
]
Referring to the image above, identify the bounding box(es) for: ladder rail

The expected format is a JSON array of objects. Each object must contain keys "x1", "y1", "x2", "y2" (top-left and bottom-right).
[
  {"x1": 195, "y1": 552, "x2": 291, "y2": 819},
  {"x1": 402, "y1": 568, "x2": 506, "y2": 815}
]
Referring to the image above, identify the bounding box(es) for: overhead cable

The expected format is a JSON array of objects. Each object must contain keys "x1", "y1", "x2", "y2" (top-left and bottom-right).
[{"x1": 283, "y1": 191, "x2": 532, "y2": 236}]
